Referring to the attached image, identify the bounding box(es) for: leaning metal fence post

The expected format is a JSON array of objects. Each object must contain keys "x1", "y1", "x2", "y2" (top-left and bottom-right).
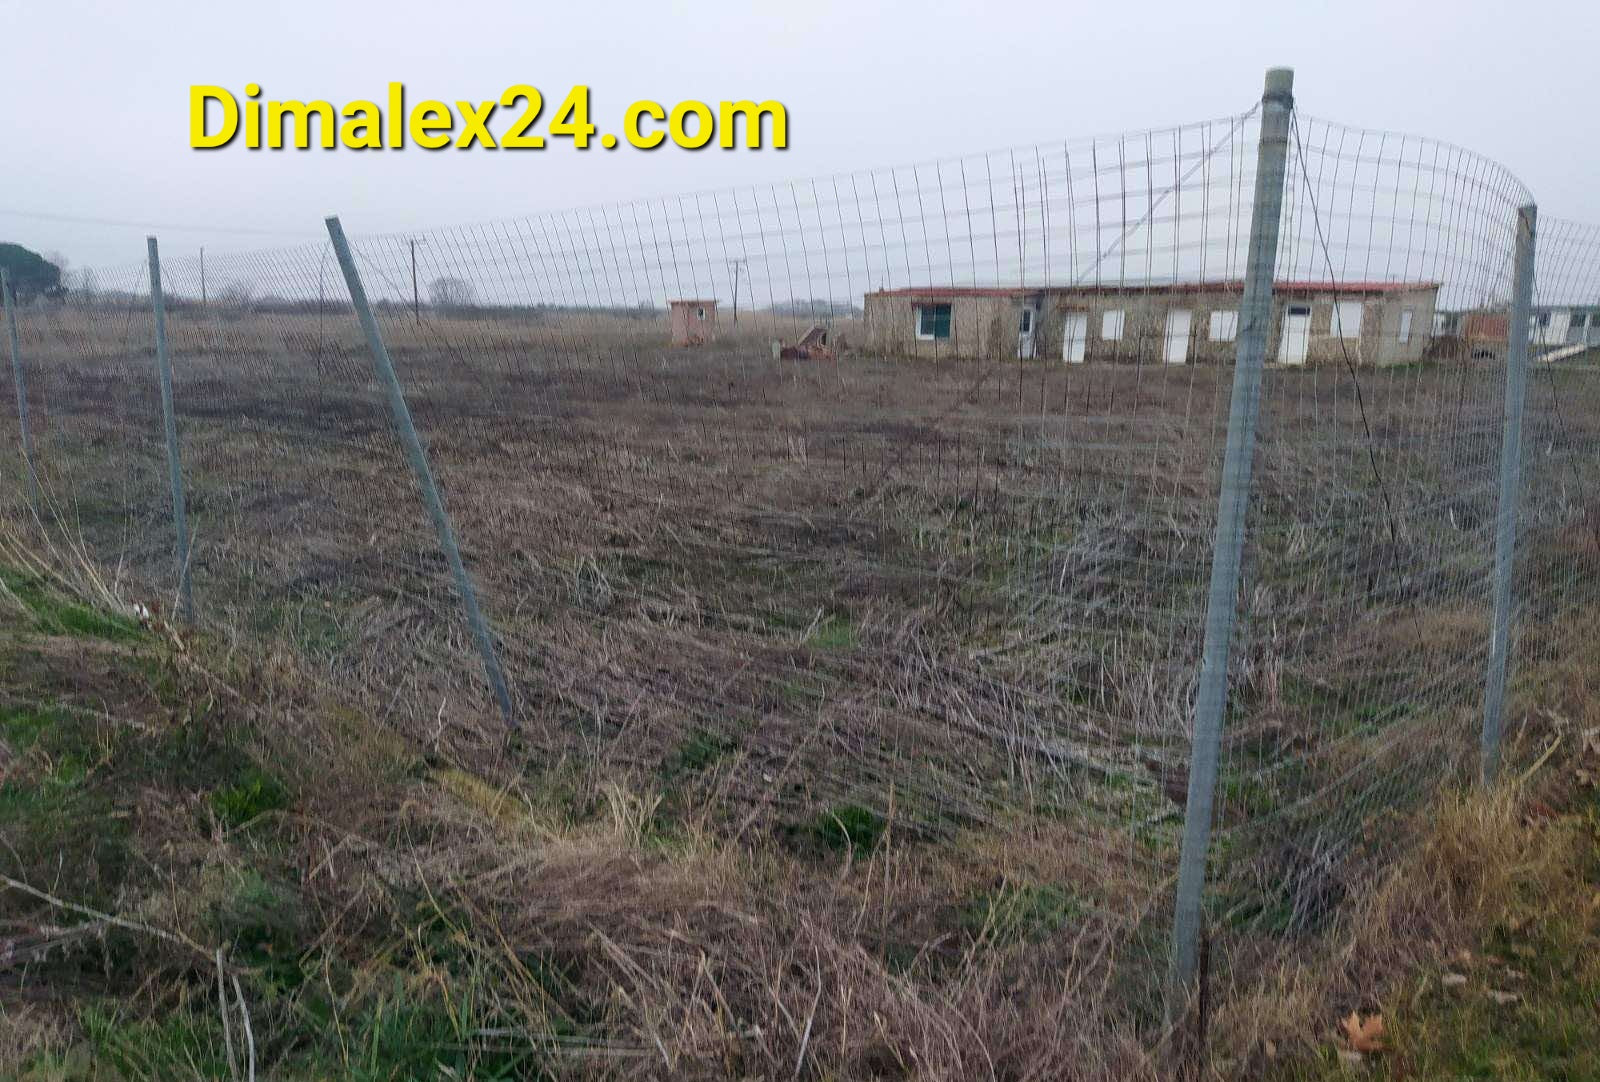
[
  {"x1": 146, "y1": 237, "x2": 195, "y2": 622},
  {"x1": 1, "y1": 270, "x2": 40, "y2": 520},
  {"x1": 1165, "y1": 67, "x2": 1294, "y2": 1021},
  {"x1": 323, "y1": 216, "x2": 517, "y2": 730},
  {"x1": 1480, "y1": 203, "x2": 1536, "y2": 785}
]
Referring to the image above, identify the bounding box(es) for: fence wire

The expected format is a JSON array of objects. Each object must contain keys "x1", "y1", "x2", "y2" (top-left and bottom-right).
[
  {"x1": 1516, "y1": 217, "x2": 1600, "y2": 692},
  {"x1": 1205, "y1": 112, "x2": 1530, "y2": 965},
  {"x1": 1, "y1": 97, "x2": 1595, "y2": 1063}
]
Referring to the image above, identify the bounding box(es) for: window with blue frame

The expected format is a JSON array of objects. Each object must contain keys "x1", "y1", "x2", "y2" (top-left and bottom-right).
[{"x1": 915, "y1": 303, "x2": 952, "y2": 341}]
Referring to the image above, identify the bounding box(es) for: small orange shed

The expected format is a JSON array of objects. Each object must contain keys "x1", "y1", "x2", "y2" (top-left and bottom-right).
[{"x1": 668, "y1": 299, "x2": 718, "y2": 346}]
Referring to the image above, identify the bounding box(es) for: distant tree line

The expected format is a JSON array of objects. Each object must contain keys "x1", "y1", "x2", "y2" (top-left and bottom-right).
[
  {"x1": 0, "y1": 244, "x2": 65, "y2": 301},
  {"x1": 765, "y1": 298, "x2": 863, "y2": 318},
  {"x1": 0, "y1": 251, "x2": 665, "y2": 323},
  {"x1": 5, "y1": 244, "x2": 864, "y2": 323}
]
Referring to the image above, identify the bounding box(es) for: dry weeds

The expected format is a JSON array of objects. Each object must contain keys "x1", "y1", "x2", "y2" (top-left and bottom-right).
[{"x1": 0, "y1": 305, "x2": 1596, "y2": 1077}]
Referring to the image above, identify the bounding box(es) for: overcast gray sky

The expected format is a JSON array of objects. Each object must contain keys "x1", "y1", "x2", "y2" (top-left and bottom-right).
[{"x1": 4, "y1": 0, "x2": 1596, "y2": 271}]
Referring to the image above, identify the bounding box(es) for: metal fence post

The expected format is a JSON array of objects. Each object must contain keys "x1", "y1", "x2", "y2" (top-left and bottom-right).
[
  {"x1": 1165, "y1": 67, "x2": 1294, "y2": 1021},
  {"x1": 323, "y1": 216, "x2": 518, "y2": 730},
  {"x1": 2, "y1": 270, "x2": 40, "y2": 520},
  {"x1": 146, "y1": 237, "x2": 195, "y2": 622},
  {"x1": 1481, "y1": 203, "x2": 1536, "y2": 785}
]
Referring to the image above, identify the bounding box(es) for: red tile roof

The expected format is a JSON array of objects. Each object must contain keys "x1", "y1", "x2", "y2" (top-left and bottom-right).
[{"x1": 869, "y1": 280, "x2": 1436, "y2": 299}]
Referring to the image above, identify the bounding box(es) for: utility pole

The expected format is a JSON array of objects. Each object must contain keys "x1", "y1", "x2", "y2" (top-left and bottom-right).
[
  {"x1": 410, "y1": 237, "x2": 427, "y2": 326},
  {"x1": 728, "y1": 258, "x2": 747, "y2": 325}
]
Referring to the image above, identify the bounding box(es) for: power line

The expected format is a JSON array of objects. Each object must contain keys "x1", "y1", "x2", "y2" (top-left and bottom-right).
[{"x1": 0, "y1": 207, "x2": 314, "y2": 238}]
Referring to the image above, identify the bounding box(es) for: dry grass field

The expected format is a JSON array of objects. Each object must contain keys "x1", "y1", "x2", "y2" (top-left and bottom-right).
[{"x1": 1, "y1": 303, "x2": 1597, "y2": 1078}]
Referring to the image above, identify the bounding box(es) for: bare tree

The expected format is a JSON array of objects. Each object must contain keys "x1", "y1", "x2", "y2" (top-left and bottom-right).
[
  {"x1": 217, "y1": 280, "x2": 256, "y2": 312},
  {"x1": 68, "y1": 268, "x2": 99, "y2": 302},
  {"x1": 428, "y1": 276, "x2": 477, "y2": 313}
]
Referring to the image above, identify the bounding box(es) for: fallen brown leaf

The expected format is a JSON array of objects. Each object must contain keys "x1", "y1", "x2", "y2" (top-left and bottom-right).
[
  {"x1": 1525, "y1": 799, "x2": 1559, "y2": 822},
  {"x1": 1341, "y1": 1011, "x2": 1387, "y2": 1053}
]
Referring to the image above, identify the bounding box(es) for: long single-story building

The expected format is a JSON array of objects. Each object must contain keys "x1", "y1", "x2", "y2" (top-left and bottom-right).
[
  {"x1": 862, "y1": 280, "x2": 1439, "y2": 366},
  {"x1": 1532, "y1": 304, "x2": 1600, "y2": 351}
]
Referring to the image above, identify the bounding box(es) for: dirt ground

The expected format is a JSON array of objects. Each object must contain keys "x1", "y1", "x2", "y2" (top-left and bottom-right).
[{"x1": 3, "y1": 307, "x2": 1598, "y2": 1027}]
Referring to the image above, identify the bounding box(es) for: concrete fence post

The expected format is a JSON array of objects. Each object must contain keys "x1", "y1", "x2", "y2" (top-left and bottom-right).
[
  {"x1": 146, "y1": 237, "x2": 196, "y2": 622},
  {"x1": 1165, "y1": 67, "x2": 1294, "y2": 1023},
  {"x1": 1, "y1": 270, "x2": 41, "y2": 521},
  {"x1": 323, "y1": 216, "x2": 518, "y2": 730},
  {"x1": 1481, "y1": 203, "x2": 1537, "y2": 785}
]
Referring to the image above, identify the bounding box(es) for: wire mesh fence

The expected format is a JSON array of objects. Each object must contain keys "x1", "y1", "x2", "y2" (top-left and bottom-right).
[
  {"x1": 1, "y1": 75, "x2": 1596, "y2": 1068},
  {"x1": 1204, "y1": 111, "x2": 1529, "y2": 978},
  {"x1": 1515, "y1": 216, "x2": 1600, "y2": 700}
]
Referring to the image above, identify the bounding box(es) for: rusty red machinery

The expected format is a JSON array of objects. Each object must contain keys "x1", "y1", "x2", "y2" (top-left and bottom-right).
[{"x1": 777, "y1": 324, "x2": 835, "y2": 360}]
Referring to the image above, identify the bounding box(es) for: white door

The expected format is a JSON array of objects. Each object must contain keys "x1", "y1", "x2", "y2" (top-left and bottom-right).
[
  {"x1": 1279, "y1": 306, "x2": 1311, "y2": 365},
  {"x1": 1061, "y1": 313, "x2": 1087, "y2": 363},
  {"x1": 1164, "y1": 309, "x2": 1192, "y2": 365},
  {"x1": 1017, "y1": 307, "x2": 1037, "y2": 359}
]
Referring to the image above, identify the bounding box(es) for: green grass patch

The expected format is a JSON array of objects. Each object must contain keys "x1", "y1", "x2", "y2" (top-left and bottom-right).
[
  {"x1": 807, "y1": 612, "x2": 857, "y2": 649},
  {"x1": 1269, "y1": 805, "x2": 1600, "y2": 1082},
  {"x1": 961, "y1": 881, "x2": 1084, "y2": 946},
  {"x1": 0, "y1": 566, "x2": 142, "y2": 642},
  {"x1": 56, "y1": 975, "x2": 566, "y2": 1082},
  {"x1": 76, "y1": 1004, "x2": 234, "y2": 1081},
  {"x1": 665, "y1": 727, "x2": 737, "y2": 774},
  {"x1": 0, "y1": 703, "x2": 69, "y2": 751},
  {"x1": 210, "y1": 867, "x2": 309, "y2": 994},
  {"x1": 813, "y1": 803, "x2": 886, "y2": 855},
  {"x1": 247, "y1": 598, "x2": 349, "y2": 658},
  {"x1": 1281, "y1": 927, "x2": 1600, "y2": 1081},
  {"x1": 210, "y1": 763, "x2": 290, "y2": 828},
  {"x1": 764, "y1": 608, "x2": 858, "y2": 649},
  {"x1": 0, "y1": 752, "x2": 130, "y2": 913}
]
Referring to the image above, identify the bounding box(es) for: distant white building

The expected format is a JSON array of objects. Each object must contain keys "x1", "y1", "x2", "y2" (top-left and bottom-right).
[
  {"x1": 863, "y1": 279, "x2": 1439, "y2": 366},
  {"x1": 1532, "y1": 304, "x2": 1600, "y2": 352}
]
